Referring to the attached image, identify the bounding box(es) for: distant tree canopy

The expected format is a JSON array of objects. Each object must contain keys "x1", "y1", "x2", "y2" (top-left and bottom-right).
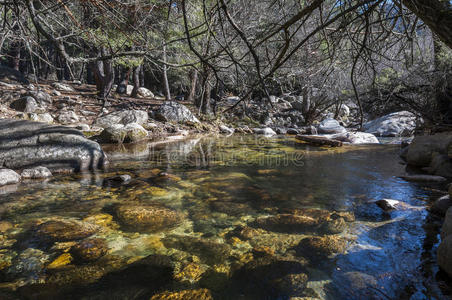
[{"x1": 0, "y1": 0, "x2": 451, "y2": 122}]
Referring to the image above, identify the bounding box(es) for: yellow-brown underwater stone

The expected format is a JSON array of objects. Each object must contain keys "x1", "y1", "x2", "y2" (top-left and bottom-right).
[
  {"x1": 295, "y1": 235, "x2": 348, "y2": 258},
  {"x1": 115, "y1": 204, "x2": 183, "y2": 232},
  {"x1": 174, "y1": 262, "x2": 206, "y2": 283},
  {"x1": 47, "y1": 253, "x2": 73, "y2": 269},
  {"x1": 35, "y1": 219, "x2": 100, "y2": 242},
  {"x1": 150, "y1": 288, "x2": 213, "y2": 300},
  {"x1": 70, "y1": 238, "x2": 108, "y2": 262}
]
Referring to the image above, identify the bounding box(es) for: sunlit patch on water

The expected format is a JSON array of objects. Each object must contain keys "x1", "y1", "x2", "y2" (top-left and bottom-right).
[{"x1": 0, "y1": 136, "x2": 448, "y2": 299}]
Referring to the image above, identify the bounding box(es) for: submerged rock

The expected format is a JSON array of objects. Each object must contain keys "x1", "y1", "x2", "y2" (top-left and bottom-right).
[
  {"x1": 295, "y1": 235, "x2": 347, "y2": 258},
  {"x1": 255, "y1": 208, "x2": 350, "y2": 234},
  {"x1": 399, "y1": 175, "x2": 447, "y2": 183},
  {"x1": 7, "y1": 248, "x2": 49, "y2": 279},
  {"x1": 115, "y1": 204, "x2": 182, "y2": 232},
  {"x1": 0, "y1": 169, "x2": 21, "y2": 186},
  {"x1": 21, "y1": 166, "x2": 52, "y2": 179},
  {"x1": 35, "y1": 219, "x2": 99, "y2": 242},
  {"x1": 272, "y1": 273, "x2": 309, "y2": 297},
  {"x1": 230, "y1": 257, "x2": 307, "y2": 299},
  {"x1": 329, "y1": 271, "x2": 379, "y2": 299},
  {"x1": 162, "y1": 236, "x2": 231, "y2": 265},
  {"x1": 174, "y1": 262, "x2": 206, "y2": 283},
  {"x1": 70, "y1": 238, "x2": 108, "y2": 262},
  {"x1": 47, "y1": 253, "x2": 73, "y2": 269},
  {"x1": 150, "y1": 289, "x2": 213, "y2": 300},
  {"x1": 0, "y1": 119, "x2": 106, "y2": 172},
  {"x1": 47, "y1": 264, "x2": 106, "y2": 286},
  {"x1": 103, "y1": 174, "x2": 132, "y2": 187},
  {"x1": 210, "y1": 201, "x2": 253, "y2": 216}
]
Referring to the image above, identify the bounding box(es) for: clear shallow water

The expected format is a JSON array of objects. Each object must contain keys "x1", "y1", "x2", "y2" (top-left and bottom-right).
[{"x1": 0, "y1": 135, "x2": 448, "y2": 299}]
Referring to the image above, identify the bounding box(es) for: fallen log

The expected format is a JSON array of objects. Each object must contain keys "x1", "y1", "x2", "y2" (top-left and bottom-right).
[{"x1": 295, "y1": 135, "x2": 343, "y2": 147}]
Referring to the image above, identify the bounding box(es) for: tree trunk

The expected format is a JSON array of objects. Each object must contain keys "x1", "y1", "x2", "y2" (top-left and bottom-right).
[
  {"x1": 402, "y1": 0, "x2": 452, "y2": 49},
  {"x1": 131, "y1": 65, "x2": 141, "y2": 98},
  {"x1": 93, "y1": 47, "x2": 115, "y2": 100},
  {"x1": 117, "y1": 67, "x2": 132, "y2": 94},
  {"x1": 162, "y1": 44, "x2": 171, "y2": 100},
  {"x1": 199, "y1": 67, "x2": 212, "y2": 115},
  {"x1": 188, "y1": 69, "x2": 198, "y2": 103},
  {"x1": 139, "y1": 65, "x2": 145, "y2": 87},
  {"x1": 10, "y1": 44, "x2": 21, "y2": 71},
  {"x1": 433, "y1": 36, "x2": 452, "y2": 124}
]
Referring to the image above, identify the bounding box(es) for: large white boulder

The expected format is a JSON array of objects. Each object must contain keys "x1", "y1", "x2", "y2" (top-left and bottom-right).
[
  {"x1": 0, "y1": 169, "x2": 21, "y2": 186},
  {"x1": 0, "y1": 119, "x2": 106, "y2": 172},
  {"x1": 330, "y1": 132, "x2": 379, "y2": 144},
  {"x1": 318, "y1": 118, "x2": 347, "y2": 134},
  {"x1": 155, "y1": 101, "x2": 200, "y2": 124},
  {"x1": 137, "y1": 87, "x2": 154, "y2": 98},
  {"x1": 253, "y1": 127, "x2": 276, "y2": 136},
  {"x1": 364, "y1": 111, "x2": 419, "y2": 137},
  {"x1": 21, "y1": 166, "x2": 53, "y2": 179},
  {"x1": 51, "y1": 82, "x2": 75, "y2": 92}
]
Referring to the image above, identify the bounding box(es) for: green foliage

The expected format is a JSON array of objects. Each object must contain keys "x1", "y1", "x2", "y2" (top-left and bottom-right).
[
  {"x1": 375, "y1": 68, "x2": 401, "y2": 86},
  {"x1": 437, "y1": 46, "x2": 452, "y2": 68}
]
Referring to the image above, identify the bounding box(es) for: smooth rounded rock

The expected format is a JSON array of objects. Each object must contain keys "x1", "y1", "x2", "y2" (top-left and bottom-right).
[
  {"x1": 115, "y1": 205, "x2": 182, "y2": 232},
  {"x1": 35, "y1": 219, "x2": 99, "y2": 242},
  {"x1": 364, "y1": 111, "x2": 419, "y2": 137},
  {"x1": 137, "y1": 87, "x2": 154, "y2": 98},
  {"x1": 150, "y1": 289, "x2": 213, "y2": 300},
  {"x1": 70, "y1": 238, "x2": 108, "y2": 262},
  {"x1": 123, "y1": 123, "x2": 148, "y2": 143},
  {"x1": 0, "y1": 169, "x2": 21, "y2": 186},
  {"x1": 331, "y1": 132, "x2": 379, "y2": 144},
  {"x1": 155, "y1": 101, "x2": 200, "y2": 124},
  {"x1": 10, "y1": 96, "x2": 38, "y2": 113},
  {"x1": 295, "y1": 235, "x2": 347, "y2": 258},
  {"x1": 21, "y1": 166, "x2": 53, "y2": 179},
  {"x1": 438, "y1": 235, "x2": 452, "y2": 278},
  {"x1": 441, "y1": 207, "x2": 452, "y2": 239},
  {"x1": 0, "y1": 119, "x2": 107, "y2": 172},
  {"x1": 432, "y1": 195, "x2": 452, "y2": 216},
  {"x1": 253, "y1": 127, "x2": 276, "y2": 136},
  {"x1": 317, "y1": 119, "x2": 346, "y2": 134}
]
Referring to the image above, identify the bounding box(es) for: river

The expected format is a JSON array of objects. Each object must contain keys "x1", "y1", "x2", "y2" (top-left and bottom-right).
[{"x1": 0, "y1": 135, "x2": 448, "y2": 299}]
